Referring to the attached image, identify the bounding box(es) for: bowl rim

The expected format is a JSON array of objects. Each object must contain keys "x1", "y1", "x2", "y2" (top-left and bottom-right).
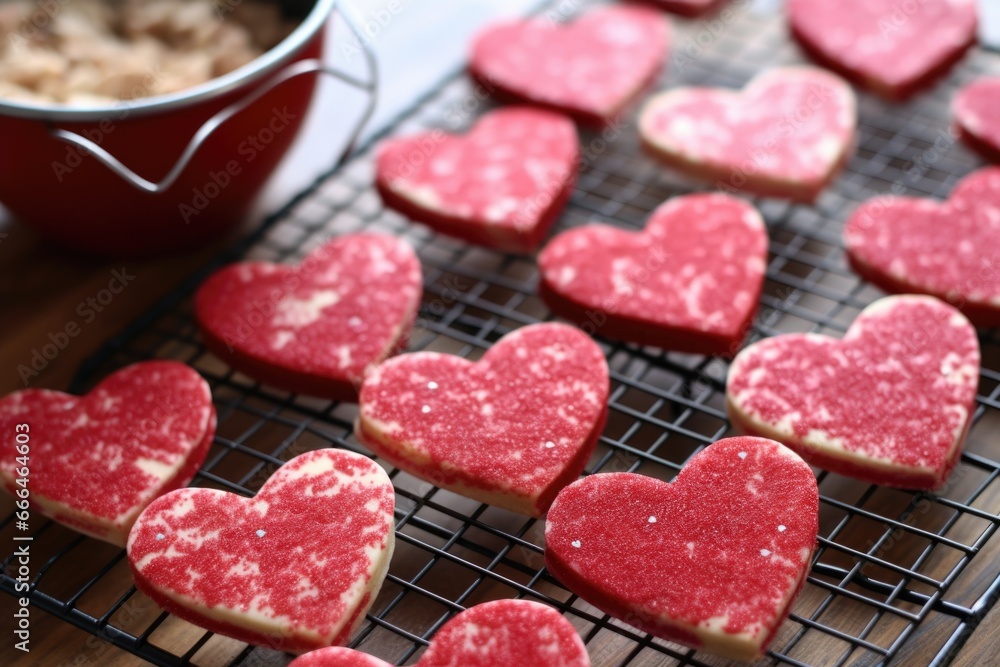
[{"x1": 0, "y1": 0, "x2": 338, "y2": 122}]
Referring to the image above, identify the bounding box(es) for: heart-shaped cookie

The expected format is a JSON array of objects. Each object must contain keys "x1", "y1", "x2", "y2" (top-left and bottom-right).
[
  {"x1": 356, "y1": 323, "x2": 609, "y2": 517},
  {"x1": 639, "y1": 67, "x2": 856, "y2": 202},
  {"x1": 128, "y1": 449, "x2": 395, "y2": 654},
  {"x1": 538, "y1": 193, "x2": 767, "y2": 356},
  {"x1": 845, "y1": 168, "x2": 1000, "y2": 327},
  {"x1": 727, "y1": 296, "x2": 980, "y2": 489},
  {"x1": 288, "y1": 599, "x2": 590, "y2": 667},
  {"x1": 469, "y1": 5, "x2": 670, "y2": 124},
  {"x1": 195, "y1": 234, "x2": 422, "y2": 401},
  {"x1": 0, "y1": 361, "x2": 214, "y2": 546},
  {"x1": 376, "y1": 107, "x2": 579, "y2": 253},
  {"x1": 788, "y1": 0, "x2": 977, "y2": 100},
  {"x1": 954, "y1": 78, "x2": 1000, "y2": 163},
  {"x1": 545, "y1": 436, "x2": 818, "y2": 661}
]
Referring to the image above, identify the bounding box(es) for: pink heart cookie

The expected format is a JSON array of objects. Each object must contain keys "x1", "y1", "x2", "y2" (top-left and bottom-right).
[
  {"x1": 128, "y1": 449, "x2": 395, "y2": 654},
  {"x1": 289, "y1": 599, "x2": 590, "y2": 667},
  {"x1": 538, "y1": 193, "x2": 767, "y2": 356},
  {"x1": 788, "y1": 0, "x2": 977, "y2": 100},
  {"x1": 469, "y1": 5, "x2": 670, "y2": 124},
  {"x1": 356, "y1": 323, "x2": 609, "y2": 517},
  {"x1": 376, "y1": 107, "x2": 579, "y2": 253},
  {"x1": 727, "y1": 296, "x2": 980, "y2": 489},
  {"x1": 954, "y1": 78, "x2": 1000, "y2": 163},
  {"x1": 845, "y1": 168, "x2": 1000, "y2": 327},
  {"x1": 639, "y1": 67, "x2": 856, "y2": 202},
  {"x1": 0, "y1": 361, "x2": 214, "y2": 546},
  {"x1": 195, "y1": 233, "x2": 421, "y2": 401},
  {"x1": 545, "y1": 436, "x2": 819, "y2": 661}
]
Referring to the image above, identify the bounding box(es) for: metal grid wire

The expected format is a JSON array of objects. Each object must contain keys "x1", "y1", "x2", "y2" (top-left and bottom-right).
[{"x1": 4, "y1": 4, "x2": 1000, "y2": 666}]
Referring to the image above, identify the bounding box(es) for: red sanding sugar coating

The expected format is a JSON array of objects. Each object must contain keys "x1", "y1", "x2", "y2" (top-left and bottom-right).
[
  {"x1": 538, "y1": 193, "x2": 767, "y2": 356},
  {"x1": 376, "y1": 107, "x2": 579, "y2": 253},
  {"x1": 195, "y1": 233, "x2": 421, "y2": 401},
  {"x1": 469, "y1": 5, "x2": 670, "y2": 124},
  {"x1": 0, "y1": 361, "x2": 214, "y2": 546},
  {"x1": 357, "y1": 323, "x2": 609, "y2": 517},
  {"x1": 788, "y1": 0, "x2": 977, "y2": 100},
  {"x1": 845, "y1": 168, "x2": 1000, "y2": 328},
  {"x1": 954, "y1": 78, "x2": 1000, "y2": 163},
  {"x1": 639, "y1": 67, "x2": 856, "y2": 202},
  {"x1": 545, "y1": 436, "x2": 818, "y2": 662},
  {"x1": 290, "y1": 648, "x2": 389, "y2": 667},
  {"x1": 289, "y1": 600, "x2": 590, "y2": 667},
  {"x1": 127, "y1": 449, "x2": 395, "y2": 654},
  {"x1": 727, "y1": 296, "x2": 980, "y2": 489}
]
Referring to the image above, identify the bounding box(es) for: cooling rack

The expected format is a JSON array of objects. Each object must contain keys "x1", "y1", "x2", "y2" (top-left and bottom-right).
[{"x1": 4, "y1": 2, "x2": 1000, "y2": 666}]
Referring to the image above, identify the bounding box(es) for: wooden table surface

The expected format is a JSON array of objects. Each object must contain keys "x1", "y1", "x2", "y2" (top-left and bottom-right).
[{"x1": 4, "y1": 2, "x2": 1000, "y2": 666}]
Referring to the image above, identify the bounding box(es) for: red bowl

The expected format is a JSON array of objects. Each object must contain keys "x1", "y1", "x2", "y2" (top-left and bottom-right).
[{"x1": 0, "y1": 0, "x2": 370, "y2": 257}]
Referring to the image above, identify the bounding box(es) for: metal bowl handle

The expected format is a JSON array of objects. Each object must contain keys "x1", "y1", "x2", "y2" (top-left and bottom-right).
[{"x1": 48, "y1": 8, "x2": 378, "y2": 194}]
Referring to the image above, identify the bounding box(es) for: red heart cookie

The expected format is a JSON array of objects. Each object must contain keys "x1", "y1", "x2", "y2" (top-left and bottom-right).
[
  {"x1": 639, "y1": 67, "x2": 856, "y2": 202},
  {"x1": 954, "y1": 78, "x2": 1000, "y2": 163},
  {"x1": 469, "y1": 6, "x2": 670, "y2": 125},
  {"x1": 788, "y1": 0, "x2": 977, "y2": 100},
  {"x1": 538, "y1": 193, "x2": 767, "y2": 356},
  {"x1": 356, "y1": 323, "x2": 609, "y2": 517},
  {"x1": 545, "y1": 436, "x2": 818, "y2": 662},
  {"x1": 195, "y1": 234, "x2": 421, "y2": 401},
  {"x1": 376, "y1": 107, "x2": 579, "y2": 253},
  {"x1": 0, "y1": 361, "x2": 214, "y2": 546},
  {"x1": 128, "y1": 449, "x2": 395, "y2": 654},
  {"x1": 291, "y1": 649, "x2": 387, "y2": 667},
  {"x1": 289, "y1": 599, "x2": 590, "y2": 667},
  {"x1": 844, "y1": 168, "x2": 1000, "y2": 327},
  {"x1": 727, "y1": 296, "x2": 980, "y2": 489}
]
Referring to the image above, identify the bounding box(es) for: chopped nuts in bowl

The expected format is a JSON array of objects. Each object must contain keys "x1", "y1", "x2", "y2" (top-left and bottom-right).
[{"x1": 0, "y1": 0, "x2": 298, "y2": 105}]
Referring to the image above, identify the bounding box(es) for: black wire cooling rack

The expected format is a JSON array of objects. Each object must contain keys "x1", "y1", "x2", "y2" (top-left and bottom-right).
[{"x1": 5, "y1": 3, "x2": 1000, "y2": 666}]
